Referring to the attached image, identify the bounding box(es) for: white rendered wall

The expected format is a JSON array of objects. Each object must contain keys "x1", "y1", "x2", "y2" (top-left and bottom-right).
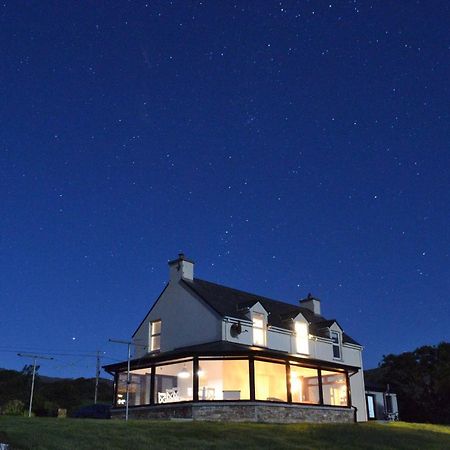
[
  {"x1": 133, "y1": 280, "x2": 222, "y2": 357},
  {"x1": 350, "y1": 368, "x2": 367, "y2": 422}
]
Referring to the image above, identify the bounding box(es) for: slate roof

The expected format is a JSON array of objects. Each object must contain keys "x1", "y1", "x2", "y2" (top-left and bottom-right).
[
  {"x1": 103, "y1": 340, "x2": 360, "y2": 373},
  {"x1": 182, "y1": 278, "x2": 361, "y2": 346}
]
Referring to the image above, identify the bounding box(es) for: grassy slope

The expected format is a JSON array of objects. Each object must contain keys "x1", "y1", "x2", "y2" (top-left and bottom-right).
[{"x1": 0, "y1": 418, "x2": 449, "y2": 450}]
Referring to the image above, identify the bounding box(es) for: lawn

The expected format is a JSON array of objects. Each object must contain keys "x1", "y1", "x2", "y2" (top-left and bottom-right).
[{"x1": 0, "y1": 417, "x2": 449, "y2": 450}]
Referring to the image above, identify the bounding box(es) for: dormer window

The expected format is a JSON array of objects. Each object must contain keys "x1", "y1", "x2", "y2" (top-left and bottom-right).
[
  {"x1": 331, "y1": 331, "x2": 341, "y2": 359},
  {"x1": 295, "y1": 321, "x2": 309, "y2": 355},
  {"x1": 252, "y1": 312, "x2": 266, "y2": 346},
  {"x1": 150, "y1": 320, "x2": 161, "y2": 352}
]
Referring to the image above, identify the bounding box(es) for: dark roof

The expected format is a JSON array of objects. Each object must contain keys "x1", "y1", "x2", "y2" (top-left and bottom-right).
[
  {"x1": 182, "y1": 278, "x2": 360, "y2": 346},
  {"x1": 103, "y1": 340, "x2": 360, "y2": 373}
]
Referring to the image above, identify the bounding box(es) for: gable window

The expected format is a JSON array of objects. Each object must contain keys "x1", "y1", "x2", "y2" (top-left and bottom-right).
[
  {"x1": 252, "y1": 313, "x2": 266, "y2": 346},
  {"x1": 331, "y1": 331, "x2": 341, "y2": 359},
  {"x1": 150, "y1": 320, "x2": 161, "y2": 352},
  {"x1": 295, "y1": 321, "x2": 309, "y2": 355}
]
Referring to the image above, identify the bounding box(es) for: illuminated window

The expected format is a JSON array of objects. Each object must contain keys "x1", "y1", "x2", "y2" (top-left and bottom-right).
[
  {"x1": 290, "y1": 365, "x2": 319, "y2": 404},
  {"x1": 150, "y1": 320, "x2": 161, "y2": 352},
  {"x1": 252, "y1": 313, "x2": 266, "y2": 346},
  {"x1": 321, "y1": 370, "x2": 348, "y2": 406},
  {"x1": 331, "y1": 331, "x2": 341, "y2": 359},
  {"x1": 254, "y1": 360, "x2": 287, "y2": 402},
  {"x1": 116, "y1": 369, "x2": 151, "y2": 406},
  {"x1": 154, "y1": 360, "x2": 193, "y2": 404},
  {"x1": 295, "y1": 321, "x2": 309, "y2": 354},
  {"x1": 198, "y1": 359, "x2": 250, "y2": 400}
]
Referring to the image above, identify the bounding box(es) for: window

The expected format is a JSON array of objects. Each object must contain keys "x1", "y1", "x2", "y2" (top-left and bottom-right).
[
  {"x1": 252, "y1": 313, "x2": 266, "y2": 346},
  {"x1": 150, "y1": 320, "x2": 161, "y2": 352},
  {"x1": 198, "y1": 359, "x2": 250, "y2": 400},
  {"x1": 321, "y1": 370, "x2": 348, "y2": 406},
  {"x1": 331, "y1": 331, "x2": 341, "y2": 359},
  {"x1": 254, "y1": 360, "x2": 287, "y2": 402},
  {"x1": 366, "y1": 394, "x2": 376, "y2": 419},
  {"x1": 290, "y1": 365, "x2": 320, "y2": 404},
  {"x1": 116, "y1": 369, "x2": 151, "y2": 407},
  {"x1": 154, "y1": 360, "x2": 193, "y2": 404},
  {"x1": 295, "y1": 321, "x2": 309, "y2": 355}
]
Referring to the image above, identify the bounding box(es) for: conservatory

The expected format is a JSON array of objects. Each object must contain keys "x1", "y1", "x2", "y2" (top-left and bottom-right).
[{"x1": 105, "y1": 343, "x2": 356, "y2": 422}]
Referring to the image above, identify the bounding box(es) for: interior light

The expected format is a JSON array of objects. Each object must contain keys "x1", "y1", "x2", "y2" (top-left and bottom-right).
[
  {"x1": 197, "y1": 366, "x2": 204, "y2": 377},
  {"x1": 178, "y1": 366, "x2": 190, "y2": 379}
]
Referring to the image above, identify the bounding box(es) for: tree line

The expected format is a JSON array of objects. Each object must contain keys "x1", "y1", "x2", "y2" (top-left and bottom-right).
[
  {"x1": 0, "y1": 366, "x2": 113, "y2": 416},
  {"x1": 365, "y1": 342, "x2": 450, "y2": 424}
]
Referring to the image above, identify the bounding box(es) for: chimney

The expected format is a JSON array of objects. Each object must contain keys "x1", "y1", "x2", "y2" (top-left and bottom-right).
[
  {"x1": 299, "y1": 293, "x2": 321, "y2": 315},
  {"x1": 168, "y1": 253, "x2": 194, "y2": 282}
]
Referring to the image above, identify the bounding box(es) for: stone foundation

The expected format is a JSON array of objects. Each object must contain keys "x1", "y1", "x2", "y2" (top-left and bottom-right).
[{"x1": 111, "y1": 402, "x2": 354, "y2": 423}]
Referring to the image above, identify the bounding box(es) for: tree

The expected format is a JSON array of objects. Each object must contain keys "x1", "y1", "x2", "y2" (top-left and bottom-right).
[{"x1": 374, "y1": 342, "x2": 450, "y2": 424}]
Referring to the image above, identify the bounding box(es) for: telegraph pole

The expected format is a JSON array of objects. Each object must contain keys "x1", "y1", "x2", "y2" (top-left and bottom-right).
[
  {"x1": 94, "y1": 350, "x2": 101, "y2": 404},
  {"x1": 109, "y1": 339, "x2": 132, "y2": 421},
  {"x1": 17, "y1": 353, "x2": 54, "y2": 417}
]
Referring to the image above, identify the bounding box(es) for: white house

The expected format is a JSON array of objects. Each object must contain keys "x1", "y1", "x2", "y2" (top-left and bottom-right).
[{"x1": 104, "y1": 254, "x2": 368, "y2": 423}]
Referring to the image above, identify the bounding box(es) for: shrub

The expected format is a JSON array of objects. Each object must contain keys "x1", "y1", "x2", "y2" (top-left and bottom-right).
[{"x1": 2, "y1": 399, "x2": 25, "y2": 416}]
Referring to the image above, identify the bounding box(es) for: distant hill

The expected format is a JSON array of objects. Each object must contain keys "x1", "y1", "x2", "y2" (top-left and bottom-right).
[{"x1": 0, "y1": 367, "x2": 113, "y2": 416}]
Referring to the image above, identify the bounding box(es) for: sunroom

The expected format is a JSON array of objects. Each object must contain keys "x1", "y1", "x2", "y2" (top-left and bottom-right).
[{"x1": 104, "y1": 342, "x2": 357, "y2": 423}]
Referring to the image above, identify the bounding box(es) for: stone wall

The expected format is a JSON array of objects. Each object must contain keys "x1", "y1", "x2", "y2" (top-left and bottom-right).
[{"x1": 111, "y1": 402, "x2": 354, "y2": 423}]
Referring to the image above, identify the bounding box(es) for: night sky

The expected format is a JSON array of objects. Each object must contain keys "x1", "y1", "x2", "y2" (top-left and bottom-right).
[{"x1": 1, "y1": 1, "x2": 449, "y2": 379}]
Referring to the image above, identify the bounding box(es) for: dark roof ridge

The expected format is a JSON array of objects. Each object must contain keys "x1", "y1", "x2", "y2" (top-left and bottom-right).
[
  {"x1": 182, "y1": 277, "x2": 361, "y2": 346},
  {"x1": 192, "y1": 277, "x2": 302, "y2": 311}
]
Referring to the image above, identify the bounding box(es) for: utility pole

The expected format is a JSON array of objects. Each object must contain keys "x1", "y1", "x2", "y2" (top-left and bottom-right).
[
  {"x1": 109, "y1": 339, "x2": 132, "y2": 421},
  {"x1": 17, "y1": 353, "x2": 54, "y2": 417},
  {"x1": 94, "y1": 350, "x2": 101, "y2": 404}
]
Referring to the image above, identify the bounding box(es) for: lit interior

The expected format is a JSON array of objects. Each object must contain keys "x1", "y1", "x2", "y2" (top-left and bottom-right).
[
  {"x1": 252, "y1": 313, "x2": 265, "y2": 346},
  {"x1": 254, "y1": 360, "x2": 287, "y2": 402},
  {"x1": 198, "y1": 359, "x2": 250, "y2": 400},
  {"x1": 115, "y1": 358, "x2": 349, "y2": 408},
  {"x1": 290, "y1": 365, "x2": 320, "y2": 403},
  {"x1": 321, "y1": 370, "x2": 348, "y2": 406},
  {"x1": 295, "y1": 321, "x2": 309, "y2": 355}
]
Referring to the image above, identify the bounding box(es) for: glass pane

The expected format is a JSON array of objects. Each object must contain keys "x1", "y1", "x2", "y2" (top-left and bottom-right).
[
  {"x1": 290, "y1": 366, "x2": 320, "y2": 404},
  {"x1": 198, "y1": 359, "x2": 250, "y2": 400},
  {"x1": 321, "y1": 370, "x2": 348, "y2": 406},
  {"x1": 332, "y1": 345, "x2": 341, "y2": 359},
  {"x1": 367, "y1": 395, "x2": 375, "y2": 418},
  {"x1": 254, "y1": 361, "x2": 287, "y2": 402},
  {"x1": 116, "y1": 369, "x2": 151, "y2": 406},
  {"x1": 295, "y1": 321, "x2": 309, "y2": 354},
  {"x1": 154, "y1": 361, "x2": 193, "y2": 404},
  {"x1": 152, "y1": 320, "x2": 161, "y2": 335},
  {"x1": 331, "y1": 331, "x2": 339, "y2": 344},
  {"x1": 253, "y1": 328, "x2": 265, "y2": 346},
  {"x1": 253, "y1": 313, "x2": 265, "y2": 346},
  {"x1": 253, "y1": 315, "x2": 264, "y2": 329},
  {"x1": 151, "y1": 335, "x2": 161, "y2": 351}
]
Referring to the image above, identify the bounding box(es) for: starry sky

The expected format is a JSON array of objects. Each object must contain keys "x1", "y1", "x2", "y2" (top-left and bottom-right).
[{"x1": 1, "y1": 1, "x2": 449, "y2": 379}]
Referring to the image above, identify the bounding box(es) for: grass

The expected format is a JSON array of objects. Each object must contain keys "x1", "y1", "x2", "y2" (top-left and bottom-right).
[{"x1": 0, "y1": 417, "x2": 449, "y2": 450}]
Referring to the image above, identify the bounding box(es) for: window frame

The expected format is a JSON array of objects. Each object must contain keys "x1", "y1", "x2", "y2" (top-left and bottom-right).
[
  {"x1": 252, "y1": 312, "x2": 267, "y2": 347},
  {"x1": 295, "y1": 320, "x2": 310, "y2": 355},
  {"x1": 331, "y1": 330, "x2": 342, "y2": 360},
  {"x1": 149, "y1": 319, "x2": 162, "y2": 352},
  {"x1": 112, "y1": 354, "x2": 353, "y2": 410}
]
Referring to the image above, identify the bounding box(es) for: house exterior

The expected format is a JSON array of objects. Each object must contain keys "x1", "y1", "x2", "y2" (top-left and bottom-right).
[
  {"x1": 104, "y1": 254, "x2": 368, "y2": 423},
  {"x1": 365, "y1": 383, "x2": 399, "y2": 421}
]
